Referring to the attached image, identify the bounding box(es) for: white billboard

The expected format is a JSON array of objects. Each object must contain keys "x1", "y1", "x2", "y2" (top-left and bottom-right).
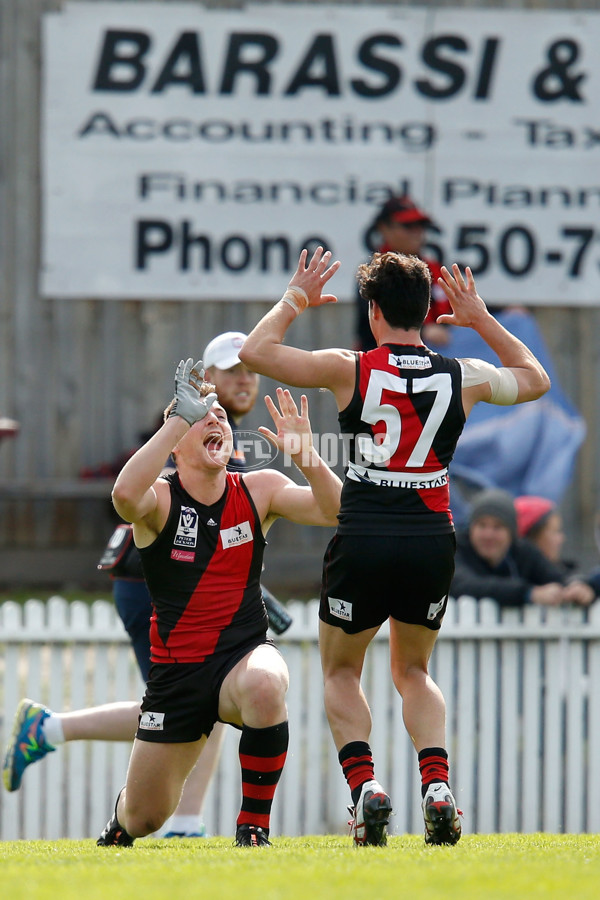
[{"x1": 41, "y1": 3, "x2": 600, "y2": 303}]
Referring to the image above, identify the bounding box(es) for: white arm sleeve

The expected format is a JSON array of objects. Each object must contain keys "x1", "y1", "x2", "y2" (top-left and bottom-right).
[{"x1": 459, "y1": 358, "x2": 519, "y2": 406}]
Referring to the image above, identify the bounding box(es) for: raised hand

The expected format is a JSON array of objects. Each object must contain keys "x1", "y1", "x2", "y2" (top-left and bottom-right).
[
  {"x1": 259, "y1": 388, "x2": 313, "y2": 460},
  {"x1": 168, "y1": 358, "x2": 217, "y2": 426},
  {"x1": 436, "y1": 264, "x2": 490, "y2": 329},
  {"x1": 286, "y1": 247, "x2": 341, "y2": 310}
]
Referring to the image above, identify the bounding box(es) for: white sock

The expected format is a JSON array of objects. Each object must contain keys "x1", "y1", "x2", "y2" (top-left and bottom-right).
[
  {"x1": 42, "y1": 714, "x2": 65, "y2": 747},
  {"x1": 168, "y1": 814, "x2": 204, "y2": 835}
]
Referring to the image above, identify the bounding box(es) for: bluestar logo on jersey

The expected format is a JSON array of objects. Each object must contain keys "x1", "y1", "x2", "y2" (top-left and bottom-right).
[
  {"x1": 139, "y1": 711, "x2": 165, "y2": 731},
  {"x1": 220, "y1": 520, "x2": 252, "y2": 549},
  {"x1": 388, "y1": 353, "x2": 433, "y2": 369},
  {"x1": 328, "y1": 597, "x2": 352, "y2": 622},
  {"x1": 174, "y1": 506, "x2": 198, "y2": 547}
]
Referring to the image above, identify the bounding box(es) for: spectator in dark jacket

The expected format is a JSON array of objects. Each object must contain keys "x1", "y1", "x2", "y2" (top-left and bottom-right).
[{"x1": 451, "y1": 489, "x2": 593, "y2": 608}]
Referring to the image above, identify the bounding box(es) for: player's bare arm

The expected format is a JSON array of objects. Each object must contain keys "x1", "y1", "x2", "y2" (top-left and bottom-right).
[
  {"x1": 240, "y1": 248, "x2": 355, "y2": 407},
  {"x1": 112, "y1": 358, "x2": 218, "y2": 539},
  {"x1": 244, "y1": 388, "x2": 342, "y2": 531},
  {"x1": 112, "y1": 419, "x2": 185, "y2": 528},
  {"x1": 437, "y1": 264, "x2": 551, "y2": 412}
]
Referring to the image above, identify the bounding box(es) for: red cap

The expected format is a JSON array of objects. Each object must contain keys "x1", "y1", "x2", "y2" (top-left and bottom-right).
[
  {"x1": 374, "y1": 196, "x2": 434, "y2": 228},
  {"x1": 514, "y1": 496, "x2": 556, "y2": 537}
]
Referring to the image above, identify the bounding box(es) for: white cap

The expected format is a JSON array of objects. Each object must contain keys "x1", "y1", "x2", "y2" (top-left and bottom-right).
[{"x1": 203, "y1": 331, "x2": 248, "y2": 370}]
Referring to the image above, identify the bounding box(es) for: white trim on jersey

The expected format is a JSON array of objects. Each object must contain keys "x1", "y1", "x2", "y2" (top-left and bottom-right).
[{"x1": 347, "y1": 461, "x2": 449, "y2": 488}]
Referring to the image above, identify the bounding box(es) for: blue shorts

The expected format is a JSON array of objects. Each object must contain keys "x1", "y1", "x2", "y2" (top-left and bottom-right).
[{"x1": 112, "y1": 578, "x2": 152, "y2": 682}]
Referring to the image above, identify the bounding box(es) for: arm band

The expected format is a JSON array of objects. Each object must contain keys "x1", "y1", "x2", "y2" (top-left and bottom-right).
[
  {"x1": 280, "y1": 286, "x2": 309, "y2": 316},
  {"x1": 459, "y1": 358, "x2": 519, "y2": 405}
]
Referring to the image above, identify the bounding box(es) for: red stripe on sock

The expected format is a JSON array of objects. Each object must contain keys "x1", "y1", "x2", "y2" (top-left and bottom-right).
[
  {"x1": 237, "y1": 811, "x2": 270, "y2": 828},
  {"x1": 239, "y1": 752, "x2": 287, "y2": 773},
  {"x1": 342, "y1": 754, "x2": 374, "y2": 794},
  {"x1": 419, "y1": 754, "x2": 449, "y2": 786},
  {"x1": 242, "y1": 781, "x2": 277, "y2": 800}
]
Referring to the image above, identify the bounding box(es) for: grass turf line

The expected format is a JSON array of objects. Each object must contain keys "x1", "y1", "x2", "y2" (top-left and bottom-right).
[{"x1": 2, "y1": 834, "x2": 600, "y2": 900}]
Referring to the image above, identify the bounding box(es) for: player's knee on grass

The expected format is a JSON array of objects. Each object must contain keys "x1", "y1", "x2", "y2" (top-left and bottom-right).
[
  {"x1": 125, "y1": 808, "x2": 169, "y2": 838},
  {"x1": 123, "y1": 795, "x2": 175, "y2": 837}
]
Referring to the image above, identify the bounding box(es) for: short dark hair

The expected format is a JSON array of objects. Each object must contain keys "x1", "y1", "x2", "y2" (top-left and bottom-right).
[{"x1": 356, "y1": 252, "x2": 431, "y2": 330}]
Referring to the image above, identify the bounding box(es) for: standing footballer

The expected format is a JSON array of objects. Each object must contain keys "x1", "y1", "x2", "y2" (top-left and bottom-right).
[{"x1": 240, "y1": 248, "x2": 550, "y2": 846}]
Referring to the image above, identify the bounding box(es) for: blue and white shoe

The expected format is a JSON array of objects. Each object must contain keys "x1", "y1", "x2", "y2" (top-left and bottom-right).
[{"x1": 3, "y1": 699, "x2": 55, "y2": 792}]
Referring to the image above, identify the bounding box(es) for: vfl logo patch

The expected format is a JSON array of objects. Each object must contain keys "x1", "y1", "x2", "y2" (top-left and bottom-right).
[
  {"x1": 220, "y1": 520, "x2": 252, "y2": 549},
  {"x1": 328, "y1": 597, "x2": 352, "y2": 621},
  {"x1": 427, "y1": 597, "x2": 446, "y2": 621},
  {"x1": 174, "y1": 506, "x2": 198, "y2": 548},
  {"x1": 171, "y1": 549, "x2": 195, "y2": 563},
  {"x1": 388, "y1": 353, "x2": 432, "y2": 370},
  {"x1": 139, "y1": 711, "x2": 164, "y2": 731}
]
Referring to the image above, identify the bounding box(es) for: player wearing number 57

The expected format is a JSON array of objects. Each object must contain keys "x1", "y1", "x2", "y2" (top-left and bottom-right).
[{"x1": 240, "y1": 248, "x2": 550, "y2": 847}]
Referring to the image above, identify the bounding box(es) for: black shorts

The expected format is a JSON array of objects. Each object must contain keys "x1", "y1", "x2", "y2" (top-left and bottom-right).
[
  {"x1": 320, "y1": 532, "x2": 456, "y2": 634},
  {"x1": 136, "y1": 636, "x2": 272, "y2": 743}
]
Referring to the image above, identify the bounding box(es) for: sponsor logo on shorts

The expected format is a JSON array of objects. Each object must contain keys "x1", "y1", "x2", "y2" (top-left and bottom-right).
[
  {"x1": 220, "y1": 520, "x2": 252, "y2": 549},
  {"x1": 328, "y1": 597, "x2": 352, "y2": 621},
  {"x1": 171, "y1": 548, "x2": 195, "y2": 562},
  {"x1": 139, "y1": 711, "x2": 165, "y2": 731},
  {"x1": 388, "y1": 353, "x2": 432, "y2": 370},
  {"x1": 427, "y1": 597, "x2": 446, "y2": 621},
  {"x1": 174, "y1": 506, "x2": 199, "y2": 548}
]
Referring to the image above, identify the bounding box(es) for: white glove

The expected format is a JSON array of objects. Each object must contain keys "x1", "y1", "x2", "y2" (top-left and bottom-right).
[{"x1": 168, "y1": 358, "x2": 218, "y2": 426}]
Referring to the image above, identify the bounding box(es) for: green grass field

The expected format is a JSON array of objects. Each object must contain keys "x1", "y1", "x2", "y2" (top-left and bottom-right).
[{"x1": 2, "y1": 834, "x2": 600, "y2": 899}]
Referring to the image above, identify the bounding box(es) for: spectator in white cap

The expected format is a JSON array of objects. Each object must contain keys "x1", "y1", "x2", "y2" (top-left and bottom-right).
[{"x1": 203, "y1": 332, "x2": 259, "y2": 470}]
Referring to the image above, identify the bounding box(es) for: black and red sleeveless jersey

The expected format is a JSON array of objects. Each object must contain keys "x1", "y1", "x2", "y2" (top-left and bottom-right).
[
  {"x1": 138, "y1": 471, "x2": 267, "y2": 664},
  {"x1": 337, "y1": 344, "x2": 465, "y2": 535}
]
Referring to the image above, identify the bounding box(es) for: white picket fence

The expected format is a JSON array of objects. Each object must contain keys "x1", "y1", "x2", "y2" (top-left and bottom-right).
[{"x1": 2, "y1": 595, "x2": 600, "y2": 840}]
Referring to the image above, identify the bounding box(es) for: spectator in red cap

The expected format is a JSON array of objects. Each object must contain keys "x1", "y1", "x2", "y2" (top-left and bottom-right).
[
  {"x1": 355, "y1": 195, "x2": 451, "y2": 351},
  {"x1": 515, "y1": 495, "x2": 600, "y2": 602},
  {"x1": 515, "y1": 496, "x2": 562, "y2": 561},
  {"x1": 451, "y1": 489, "x2": 598, "y2": 608}
]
